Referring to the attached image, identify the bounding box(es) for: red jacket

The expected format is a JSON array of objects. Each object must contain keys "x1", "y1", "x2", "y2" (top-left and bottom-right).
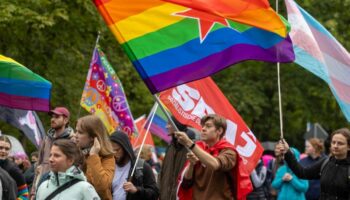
[{"x1": 177, "y1": 139, "x2": 252, "y2": 200}]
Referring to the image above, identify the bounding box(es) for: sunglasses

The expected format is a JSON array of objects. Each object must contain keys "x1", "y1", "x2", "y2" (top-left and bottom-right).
[{"x1": 0, "y1": 146, "x2": 10, "y2": 151}]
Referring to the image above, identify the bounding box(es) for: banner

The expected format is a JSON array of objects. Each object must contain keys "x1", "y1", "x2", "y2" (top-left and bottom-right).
[
  {"x1": 160, "y1": 77, "x2": 263, "y2": 173},
  {"x1": 0, "y1": 106, "x2": 45, "y2": 148},
  {"x1": 80, "y1": 47, "x2": 136, "y2": 136}
]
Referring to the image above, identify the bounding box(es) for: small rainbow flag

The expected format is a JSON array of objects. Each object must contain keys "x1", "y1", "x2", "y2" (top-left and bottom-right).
[
  {"x1": 93, "y1": 0, "x2": 295, "y2": 94},
  {"x1": 148, "y1": 104, "x2": 171, "y2": 143},
  {"x1": 0, "y1": 54, "x2": 51, "y2": 112}
]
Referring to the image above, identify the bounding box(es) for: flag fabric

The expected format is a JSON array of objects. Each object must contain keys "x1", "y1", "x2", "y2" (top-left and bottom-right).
[
  {"x1": 132, "y1": 115, "x2": 159, "y2": 162},
  {"x1": 159, "y1": 77, "x2": 264, "y2": 175},
  {"x1": 163, "y1": 0, "x2": 288, "y2": 37},
  {"x1": 132, "y1": 115, "x2": 155, "y2": 147},
  {"x1": 285, "y1": 0, "x2": 350, "y2": 121},
  {"x1": 93, "y1": 0, "x2": 295, "y2": 94},
  {"x1": 0, "y1": 54, "x2": 51, "y2": 112},
  {"x1": 147, "y1": 103, "x2": 172, "y2": 143},
  {"x1": 80, "y1": 47, "x2": 137, "y2": 136},
  {"x1": 0, "y1": 106, "x2": 45, "y2": 148}
]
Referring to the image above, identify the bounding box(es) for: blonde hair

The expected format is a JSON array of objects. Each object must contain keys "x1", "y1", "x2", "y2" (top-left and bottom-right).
[
  {"x1": 308, "y1": 138, "x2": 324, "y2": 155},
  {"x1": 77, "y1": 115, "x2": 114, "y2": 157},
  {"x1": 139, "y1": 145, "x2": 153, "y2": 161}
]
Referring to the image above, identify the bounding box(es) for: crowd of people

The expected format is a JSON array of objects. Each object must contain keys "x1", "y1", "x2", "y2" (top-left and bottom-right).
[{"x1": 0, "y1": 106, "x2": 349, "y2": 200}]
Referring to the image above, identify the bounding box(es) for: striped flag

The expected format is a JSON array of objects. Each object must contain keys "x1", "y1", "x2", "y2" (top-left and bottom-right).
[
  {"x1": 285, "y1": 0, "x2": 350, "y2": 121},
  {"x1": 93, "y1": 0, "x2": 294, "y2": 94},
  {"x1": 0, "y1": 54, "x2": 51, "y2": 112}
]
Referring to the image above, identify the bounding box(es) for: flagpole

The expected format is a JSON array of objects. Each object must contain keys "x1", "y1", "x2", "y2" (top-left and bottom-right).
[
  {"x1": 133, "y1": 105, "x2": 157, "y2": 146},
  {"x1": 130, "y1": 103, "x2": 158, "y2": 178},
  {"x1": 275, "y1": 0, "x2": 284, "y2": 140},
  {"x1": 153, "y1": 94, "x2": 191, "y2": 151},
  {"x1": 77, "y1": 31, "x2": 101, "y2": 120}
]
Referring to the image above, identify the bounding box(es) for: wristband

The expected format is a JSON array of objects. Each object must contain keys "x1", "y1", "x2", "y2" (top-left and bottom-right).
[{"x1": 189, "y1": 142, "x2": 196, "y2": 150}]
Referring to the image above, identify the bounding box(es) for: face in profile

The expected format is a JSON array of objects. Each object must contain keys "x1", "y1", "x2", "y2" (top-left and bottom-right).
[
  {"x1": 49, "y1": 145, "x2": 73, "y2": 172},
  {"x1": 331, "y1": 133, "x2": 349, "y2": 159},
  {"x1": 75, "y1": 120, "x2": 94, "y2": 149}
]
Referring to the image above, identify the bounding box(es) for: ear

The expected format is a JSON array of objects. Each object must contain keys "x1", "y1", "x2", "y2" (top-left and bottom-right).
[
  {"x1": 217, "y1": 127, "x2": 224, "y2": 137},
  {"x1": 63, "y1": 117, "x2": 69, "y2": 125},
  {"x1": 67, "y1": 158, "x2": 74, "y2": 166}
]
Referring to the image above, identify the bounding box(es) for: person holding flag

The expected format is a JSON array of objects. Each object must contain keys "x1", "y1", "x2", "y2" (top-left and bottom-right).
[
  {"x1": 109, "y1": 130, "x2": 159, "y2": 200},
  {"x1": 175, "y1": 114, "x2": 249, "y2": 200}
]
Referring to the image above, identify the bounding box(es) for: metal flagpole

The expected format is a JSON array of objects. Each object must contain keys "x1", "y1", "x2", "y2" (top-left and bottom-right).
[
  {"x1": 132, "y1": 105, "x2": 157, "y2": 147},
  {"x1": 153, "y1": 94, "x2": 191, "y2": 152},
  {"x1": 130, "y1": 103, "x2": 158, "y2": 178},
  {"x1": 275, "y1": 0, "x2": 284, "y2": 140}
]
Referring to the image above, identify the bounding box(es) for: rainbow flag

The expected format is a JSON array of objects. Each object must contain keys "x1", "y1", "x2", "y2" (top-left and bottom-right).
[
  {"x1": 149, "y1": 104, "x2": 171, "y2": 143},
  {"x1": 93, "y1": 0, "x2": 295, "y2": 94},
  {"x1": 285, "y1": 0, "x2": 350, "y2": 121},
  {"x1": 164, "y1": 0, "x2": 288, "y2": 37},
  {"x1": 80, "y1": 47, "x2": 137, "y2": 135},
  {"x1": 0, "y1": 54, "x2": 51, "y2": 112}
]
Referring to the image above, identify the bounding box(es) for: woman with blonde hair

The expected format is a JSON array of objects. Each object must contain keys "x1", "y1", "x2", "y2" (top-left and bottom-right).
[
  {"x1": 75, "y1": 115, "x2": 115, "y2": 200},
  {"x1": 300, "y1": 138, "x2": 325, "y2": 200}
]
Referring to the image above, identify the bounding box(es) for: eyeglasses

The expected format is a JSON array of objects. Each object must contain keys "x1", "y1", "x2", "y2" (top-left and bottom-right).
[{"x1": 0, "y1": 146, "x2": 10, "y2": 151}]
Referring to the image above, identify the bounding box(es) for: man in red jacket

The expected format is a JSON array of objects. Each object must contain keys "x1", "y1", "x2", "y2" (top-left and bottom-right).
[{"x1": 175, "y1": 114, "x2": 238, "y2": 200}]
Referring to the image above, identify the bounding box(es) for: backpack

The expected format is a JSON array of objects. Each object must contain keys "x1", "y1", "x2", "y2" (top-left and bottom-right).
[
  {"x1": 0, "y1": 167, "x2": 17, "y2": 200},
  {"x1": 320, "y1": 156, "x2": 350, "y2": 182},
  {"x1": 132, "y1": 159, "x2": 145, "y2": 185}
]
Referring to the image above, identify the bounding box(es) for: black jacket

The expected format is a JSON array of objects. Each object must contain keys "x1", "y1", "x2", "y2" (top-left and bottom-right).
[
  {"x1": 110, "y1": 131, "x2": 159, "y2": 200},
  {"x1": 285, "y1": 150, "x2": 350, "y2": 200}
]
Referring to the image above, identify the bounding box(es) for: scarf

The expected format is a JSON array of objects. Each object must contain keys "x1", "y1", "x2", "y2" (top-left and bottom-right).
[{"x1": 177, "y1": 139, "x2": 252, "y2": 200}]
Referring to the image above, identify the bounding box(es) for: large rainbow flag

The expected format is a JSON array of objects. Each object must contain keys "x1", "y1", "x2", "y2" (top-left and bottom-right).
[
  {"x1": 93, "y1": 0, "x2": 295, "y2": 94},
  {"x1": 285, "y1": 0, "x2": 350, "y2": 121},
  {"x1": 0, "y1": 54, "x2": 51, "y2": 112}
]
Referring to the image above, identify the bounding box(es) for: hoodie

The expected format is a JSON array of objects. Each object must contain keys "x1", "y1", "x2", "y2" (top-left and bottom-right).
[
  {"x1": 36, "y1": 166, "x2": 100, "y2": 200},
  {"x1": 31, "y1": 127, "x2": 74, "y2": 197},
  {"x1": 272, "y1": 148, "x2": 309, "y2": 200},
  {"x1": 110, "y1": 131, "x2": 159, "y2": 200}
]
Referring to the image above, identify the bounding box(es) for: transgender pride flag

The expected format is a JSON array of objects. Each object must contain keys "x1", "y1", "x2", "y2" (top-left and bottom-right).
[{"x1": 285, "y1": 0, "x2": 350, "y2": 121}]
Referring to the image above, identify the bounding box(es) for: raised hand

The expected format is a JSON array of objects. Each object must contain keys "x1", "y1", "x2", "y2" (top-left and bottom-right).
[{"x1": 89, "y1": 137, "x2": 101, "y2": 155}]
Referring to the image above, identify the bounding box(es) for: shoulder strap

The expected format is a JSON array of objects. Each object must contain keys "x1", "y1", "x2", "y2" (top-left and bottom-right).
[
  {"x1": 320, "y1": 157, "x2": 330, "y2": 175},
  {"x1": 44, "y1": 179, "x2": 81, "y2": 200},
  {"x1": 348, "y1": 164, "x2": 350, "y2": 183}
]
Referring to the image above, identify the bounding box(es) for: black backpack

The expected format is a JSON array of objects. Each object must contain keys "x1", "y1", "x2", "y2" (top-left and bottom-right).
[
  {"x1": 320, "y1": 156, "x2": 350, "y2": 182},
  {"x1": 0, "y1": 167, "x2": 17, "y2": 200},
  {"x1": 132, "y1": 159, "x2": 145, "y2": 185}
]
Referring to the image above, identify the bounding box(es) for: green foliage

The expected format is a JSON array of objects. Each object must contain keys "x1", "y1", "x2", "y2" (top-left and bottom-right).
[{"x1": 0, "y1": 0, "x2": 349, "y2": 152}]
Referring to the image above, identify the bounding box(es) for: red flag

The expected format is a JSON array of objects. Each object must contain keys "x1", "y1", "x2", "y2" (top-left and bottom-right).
[
  {"x1": 131, "y1": 115, "x2": 155, "y2": 148},
  {"x1": 159, "y1": 77, "x2": 263, "y2": 174}
]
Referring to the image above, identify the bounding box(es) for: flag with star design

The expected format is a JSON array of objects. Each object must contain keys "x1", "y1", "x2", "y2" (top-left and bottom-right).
[
  {"x1": 94, "y1": 0, "x2": 295, "y2": 94},
  {"x1": 80, "y1": 46, "x2": 137, "y2": 137}
]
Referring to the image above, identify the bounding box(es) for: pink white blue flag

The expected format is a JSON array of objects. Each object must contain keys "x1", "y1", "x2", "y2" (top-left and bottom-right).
[{"x1": 285, "y1": 0, "x2": 350, "y2": 121}]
